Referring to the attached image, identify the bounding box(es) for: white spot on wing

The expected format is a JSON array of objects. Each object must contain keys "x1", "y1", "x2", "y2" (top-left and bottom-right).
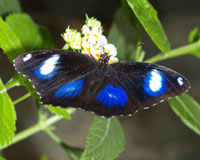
[
  {"x1": 177, "y1": 77, "x2": 184, "y2": 86},
  {"x1": 40, "y1": 55, "x2": 59, "y2": 75},
  {"x1": 149, "y1": 70, "x2": 162, "y2": 92},
  {"x1": 23, "y1": 54, "x2": 32, "y2": 62}
]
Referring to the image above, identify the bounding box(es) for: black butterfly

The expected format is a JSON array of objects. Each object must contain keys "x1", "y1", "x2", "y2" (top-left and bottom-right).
[{"x1": 14, "y1": 49, "x2": 190, "y2": 117}]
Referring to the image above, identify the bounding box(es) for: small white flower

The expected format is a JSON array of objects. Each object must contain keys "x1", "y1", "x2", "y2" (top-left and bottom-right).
[
  {"x1": 85, "y1": 16, "x2": 103, "y2": 32},
  {"x1": 91, "y1": 27, "x2": 102, "y2": 40},
  {"x1": 104, "y1": 44, "x2": 117, "y2": 56},
  {"x1": 109, "y1": 56, "x2": 119, "y2": 64},
  {"x1": 98, "y1": 35, "x2": 107, "y2": 47},
  {"x1": 62, "y1": 16, "x2": 118, "y2": 64},
  {"x1": 62, "y1": 26, "x2": 82, "y2": 50},
  {"x1": 82, "y1": 24, "x2": 91, "y2": 37},
  {"x1": 81, "y1": 37, "x2": 90, "y2": 54}
]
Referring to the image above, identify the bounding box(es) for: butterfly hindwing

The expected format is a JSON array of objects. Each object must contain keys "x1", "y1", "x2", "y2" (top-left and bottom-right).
[{"x1": 79, "y1": 73, "x2": 137, "y2": 117}]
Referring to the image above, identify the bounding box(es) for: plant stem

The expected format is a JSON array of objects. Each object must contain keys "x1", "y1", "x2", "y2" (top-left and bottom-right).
[
  {"x1": 13, "y1": 92, "x2": 33, "y2": 105},
  {"x1": 5, "y1": 78, "x2": 20, "y2": 90},
  {"x1": 45, "y1": 129, "x2": 63, "y2": 145},
  {"x1": 45, "y1": 129, "x2": 83, "y2": 159},
  {"x1": 0, "y1": 108, "x2": 77, "y2": 151},
  {"x1": 36, "y1": 100, "x2": 43, "y2": 122},
  {"x1": 145, "y1": 40, "x2": 200, "y2": 63}
]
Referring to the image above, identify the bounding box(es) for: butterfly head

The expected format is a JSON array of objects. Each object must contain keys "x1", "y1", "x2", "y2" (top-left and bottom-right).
[{"x1": 99, "y1": 53, "x2": 110, "y2": 64}]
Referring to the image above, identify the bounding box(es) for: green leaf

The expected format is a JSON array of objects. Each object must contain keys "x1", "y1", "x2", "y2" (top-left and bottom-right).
[
  {"x1": 3, "y1": 13, "x2": 54, "y2": 98},
  {"x1": 108, "y1": 8, "x2": 139, "y2": 61},
  {"x1": 168, "y1": 93, "x2": 200, "y2": 135},
  {"x1": 62, "y1": 144, "x2": 83, "y2": 160},
  {"x1": 81, "y1": 117, "x2": 125, "y2": 160},
  {"x1": 67, "y1": 148, "x2": 82, "y2": 160},
  {"x1": 188, "y1": 27, "x2": 200, "y2": 59},
  {"x1": 38, "y1": 25, "x2": 55, "y2": 49},
  {"x1": 44, "y1": 105, "x2": 71, "y2": 120},
  {"x1": 0, "y1": 0, "x2": 21, "y2": 16},
  {"x1": 126, "y1": 0, "x2": 170, "y2": 53},
  {"x1": 0, "y1": 154, "x2": 6, "y2": 160},
  {"x1": 189, "y1": 27, "x2": 200, "y2": 43},
  {"x1": 12, "y1": 72, "x2": 39, "y2": 101},
  {"x1": 6, "y1": 13, "x2": 54, "y2": 51},
  {"x1": 0, "y1": 79, "x2": 16, "y2": 146},
  {"x1": 121, "y1": 0, "x2": 141, "y2": 33},
  {"x1": 40, "y1": 155, "x2": 49, "y2": 160},
  {"x1": 0, "y1": 16, "x2": 25, "y2": 62},
  {"x1": 0, "y1": 156, "x2": 6, "y2": 160}
]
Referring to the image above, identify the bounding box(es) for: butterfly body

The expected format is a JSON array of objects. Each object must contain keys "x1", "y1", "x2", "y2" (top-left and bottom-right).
[{"x1": 14, "y1": 49, "x2": 190, "y2": 117}]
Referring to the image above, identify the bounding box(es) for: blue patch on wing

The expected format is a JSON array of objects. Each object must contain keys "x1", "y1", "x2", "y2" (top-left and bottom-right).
[
  {"x1": 143, "y1": 69, "x2": 167, "y2": 96},
  {"x1": 54, "y1": 79, "x2": 84, "y2": 99},
  {"x1": 97, "y1": 84, "x2": 128, "y2": 107}
]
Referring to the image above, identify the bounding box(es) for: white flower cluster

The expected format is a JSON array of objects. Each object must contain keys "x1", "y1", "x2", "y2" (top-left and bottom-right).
[
  {"x1": 62, "y1": 26, "x2": 82, "y2": 50},
  {"x1": 62, "y1": 16, "x2": 118, "y2": 64}
]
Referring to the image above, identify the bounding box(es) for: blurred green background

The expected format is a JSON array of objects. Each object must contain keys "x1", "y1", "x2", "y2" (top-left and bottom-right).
[{"x1": 0, "y1": 0, "x2": 200, "y2": 159}]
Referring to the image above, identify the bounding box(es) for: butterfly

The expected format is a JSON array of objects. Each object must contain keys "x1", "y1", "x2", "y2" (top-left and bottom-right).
[{"x1": 14, "y1": 49, "x2": 190, "y2": 117}]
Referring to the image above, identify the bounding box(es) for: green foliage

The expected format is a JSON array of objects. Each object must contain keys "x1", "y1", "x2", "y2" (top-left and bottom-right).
[
  {"x1": 38, "y1": 26, "x2": 55, "y2": 49},
  {"x1": 40, "y1": 155, "x2": 49, "y2": 160},
  {"x1": 66, "y1": 147, "x2": 83, "y2": 160},
  {"x1": 189, "y1": 27, "x2": 200, "y2": 43},
  {"x1": 44, "y1": 105, "x2": 71, "y2": 120},
  {"x1": 0, "y1": 155, "x2": 6, "y2": 160},
  {"x1": 6, "y1": 14, "x2": 54, "y2": 51},
  {"x1": 81, "y1": 117, "x2": 125, "y2": 160},
  {"x1": 168, "y1": 94, "x2": 200, "y2": 135},
  {"x1": 0, "y1": 0, "x2": 21, "y2": 16},
  {"x1": 0, "y1": 79, "x2": 16, "y2": 146},
  {"x1": 0, "y1": 13, "x2": 54, "y2": 63},
  {"x1": 0, "y1": 17, "x2": 25, "y2": 61},
  {"x1": 126, "y1": 0, "x2": 170, "y2": 53},
  {"x1": 13, "y1": 72, "x2": 39, "y2": 101},
  {"x1": 188, "y1": 27, "x2": 200, "y2": 59},
  {"x1": 108, "y1": 8, "x2": 139, "y2": 61},
  {"x1": 0, "y1": 13, "x2": 55, "y2": 99}
]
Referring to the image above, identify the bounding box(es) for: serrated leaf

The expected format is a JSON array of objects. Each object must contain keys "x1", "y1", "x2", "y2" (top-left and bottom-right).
[
  {"x1": 0, "y1": 79, "x2": 16, "y2": 146},
  {"x1": 3, "y1": 13, "x2": 55, "y2": 98},
  {"x1": 108, "y1": 8, "x2": 139, "y2": 61},
  {"x1": 6, "y1": 13, "x2": 55, "y2": 51},
  {"x1": 127, "y1": 0, "x2": 170, "y2": 53},
  {"x1": 0, "y1": 0, "x2": 21, "y2": 16},
  {"x1": 61, "y1": 143, "x2": 83, "y2": 160},
  {"x1": 168, "y1": 93, "x2": 200, "y2": 135},
  {"x1": 0, "y1": 16, "x2": 25, "y2": 62},
  {"x1": 81, "y1": 117, "x2": 125, "y2": 160},
  {"x1": 44, "y1": 105, "x2": 71, "y2": 120},
  {"x1": 66, "y1": 148, "x2": 82, "y2": 160}
]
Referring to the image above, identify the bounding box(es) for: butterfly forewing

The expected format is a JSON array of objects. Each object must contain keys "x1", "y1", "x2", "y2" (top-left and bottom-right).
[{"x1": 14, "y1": 49, "x2": 98, "y2": 95}]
